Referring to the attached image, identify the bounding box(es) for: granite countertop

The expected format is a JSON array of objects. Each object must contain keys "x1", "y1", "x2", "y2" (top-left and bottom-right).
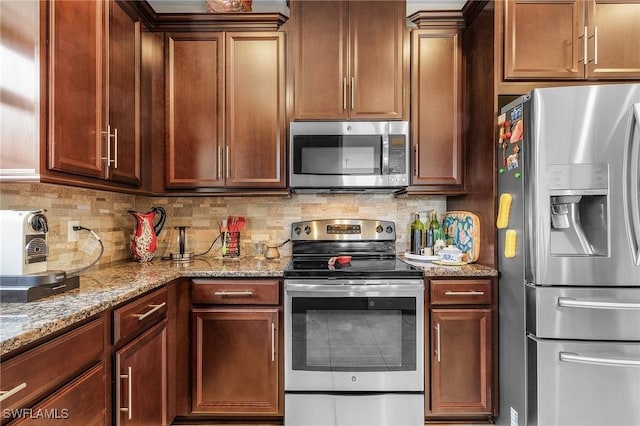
[{"x1": 0, "y1": 256, "x2": 497, "y2": 357}]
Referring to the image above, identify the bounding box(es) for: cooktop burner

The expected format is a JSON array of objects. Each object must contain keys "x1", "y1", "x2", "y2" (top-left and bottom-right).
[{"x1": 284, "y1": 219, "x2": 421, "y2": 279}]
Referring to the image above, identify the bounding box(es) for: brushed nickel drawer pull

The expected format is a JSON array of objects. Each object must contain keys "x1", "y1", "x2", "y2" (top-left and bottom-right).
[
  {"x1": 119, "y1": 367, "x2": 132, "y2": 420},
  {"x1": 0, "y1": 382, "x2": 27, "y2": 402},
  {"x1": 213, "y1": 290, "x2": 254, "y2": 297},
  {"x1": 445, "y1": 290, "x2": 485, "y2": 296},
  {"x1": 133, "y1": 302, "x2": 166, "y2": 321}
]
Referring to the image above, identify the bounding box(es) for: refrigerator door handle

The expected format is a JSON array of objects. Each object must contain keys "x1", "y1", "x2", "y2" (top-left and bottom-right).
[
  {"x1": 624, "y1": 103, "x2": 640, "y2": 265},
  {"x1": 558, "y1": 297, "x2": 640, "y2": 311},
  {"x1": 560, "y1": 352, "x2": 640, "y2": 368}
]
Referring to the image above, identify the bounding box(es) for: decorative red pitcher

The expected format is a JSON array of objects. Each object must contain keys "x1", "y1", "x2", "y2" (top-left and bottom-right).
[{"x1": 127, "y1": 207, "x2": 166, "y2": 262}]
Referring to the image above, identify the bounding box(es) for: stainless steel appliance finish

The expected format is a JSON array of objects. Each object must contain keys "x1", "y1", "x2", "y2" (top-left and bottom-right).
[
  {"x1": 285, "y1": 393, "x2": 425, "y2": 426},
  {"x1": 497, "y1": 84, "x2": 640, "y2": 426},
  {"x1": 283, "y1": 219, "x2": 424, "y2": 426},
  {"x1": 289, "y1": 121, "x2": 410, "y2": 192}
]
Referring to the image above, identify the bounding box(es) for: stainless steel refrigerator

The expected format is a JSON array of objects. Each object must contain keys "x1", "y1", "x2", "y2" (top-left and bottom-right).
[{"x1": 496, "y1": 84, "x2": 640, "y2": 426}]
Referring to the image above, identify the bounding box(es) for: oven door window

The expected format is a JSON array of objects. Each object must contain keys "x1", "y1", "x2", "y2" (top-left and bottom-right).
[
  {"x1": 292, "y1": 135, "x2": 382, "y2": 175},
  {"x1": 291, "y1": 297, "x2": 416, "y2": 372}
]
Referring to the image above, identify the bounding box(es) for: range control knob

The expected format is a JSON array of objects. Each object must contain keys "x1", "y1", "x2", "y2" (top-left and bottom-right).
[
  {"x1": 386, "y1": 226, "x2": 394, "y2": 234},
  {"x1": 304, "y1": 225, "x2": 312, "y2": 235},
  {"x1": 294, "y1": 226, "x2": 302, "y2": 235},
  {"x1": 375, "y1": 225, "x2": 383, "y2": 233}
]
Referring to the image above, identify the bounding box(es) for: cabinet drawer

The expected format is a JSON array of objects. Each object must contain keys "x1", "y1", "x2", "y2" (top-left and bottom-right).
[
  {"x1": 0, "y1": 317, "x2": 104, "y2": 413},
  {"x1": 430, "y1": 279, "x2": 492, "y2": 305},
  {"x1": 113, "y1": 287, "x2": 167, "y2": 346},
  {"x1": 192, "y1": 279, "x2": 280, "y2": 305}
]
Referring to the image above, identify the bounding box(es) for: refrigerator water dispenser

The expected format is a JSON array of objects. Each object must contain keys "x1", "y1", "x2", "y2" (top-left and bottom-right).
[{"x1": 550, "y1": 194, "x2": 608, "y2": 256}]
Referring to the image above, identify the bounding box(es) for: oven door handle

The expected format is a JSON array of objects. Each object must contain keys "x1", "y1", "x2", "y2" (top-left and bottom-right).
[{"x1": 285, "y1": 282, "x2": 423, "y2": 297}]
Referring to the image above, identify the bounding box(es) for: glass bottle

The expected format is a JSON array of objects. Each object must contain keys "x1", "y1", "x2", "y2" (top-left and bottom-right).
[
  {"x1": 410, "y1": 212, "x2": 424, "y2": 254},
  {"x1": 426, "y1": 210, "x2": 436, "y2": 249}
]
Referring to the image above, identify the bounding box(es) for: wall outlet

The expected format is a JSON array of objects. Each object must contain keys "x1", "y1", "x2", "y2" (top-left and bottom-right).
[{"x1": 68, "y1": 221, "x2": 79, "y2": 242}]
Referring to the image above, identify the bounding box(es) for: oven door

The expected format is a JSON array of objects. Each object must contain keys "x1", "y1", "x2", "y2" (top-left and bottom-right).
[{"x1": 284, "y1": 279, "x2": 424, "y2": 392}]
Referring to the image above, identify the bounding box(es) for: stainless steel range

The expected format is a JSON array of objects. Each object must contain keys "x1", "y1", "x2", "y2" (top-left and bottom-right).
[{"x1": 283, "y1": 219, "x2": 424, "y2": 426}]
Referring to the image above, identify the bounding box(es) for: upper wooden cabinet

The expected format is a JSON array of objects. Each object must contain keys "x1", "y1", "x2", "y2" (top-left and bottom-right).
[
  {"x1": 503, "y1": 0, "x2": 640, "y2": 80},
  {"x1": 166, "y1": 31, "x2": 286, "y2": 189},
  {"x1": 409, "y1": 28, "x2": 464, "y2": 193},
  {"x1": 291, "y1": 0, "x2": 405, "y2": 120},
  {"x1": 47, "y1": 0, "x2": 141, "y2": 185}
]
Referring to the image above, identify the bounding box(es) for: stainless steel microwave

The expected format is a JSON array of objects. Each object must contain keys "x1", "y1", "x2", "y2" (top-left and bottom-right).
[{"x1": 289, "y1": 121, "x2": 410, "y2": 192}]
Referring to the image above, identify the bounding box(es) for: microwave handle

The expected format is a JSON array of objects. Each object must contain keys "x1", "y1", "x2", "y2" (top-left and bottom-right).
[{"x1": 382, "y1": 131, "x2": 389, "y2": 175}]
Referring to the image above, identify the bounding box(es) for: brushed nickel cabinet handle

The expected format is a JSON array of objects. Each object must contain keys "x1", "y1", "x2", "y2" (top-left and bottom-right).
[
  {"x1": 226, "y1": 146, "x2": 230, "y2": 180},
  {"x1": 113, "y1": 127, "x2": 119, "y2": 169},
  {"x1": 0, "y1": 382, "x2": 27, "y2": 402},
  {"x1": 101, "y1": 125, "x2": 114, "y2": 165},
  {"x1": 592, "y1": 26, "x2": 598, "y2": 65},
  {"x1": 343, "y1": 77, "x2": 347, "y2": 110},
  {"x1": 133, "y1": 302, "x2": 166, "y2": 321},
  {"x1": 351, "y1": 77, "x2": 355, "y2": 110},
  {"x1": 414, "y1": 144, "x2": 419, "y2": 177},
  {"x1": 435, "y1": 323, "x2": 441, "y2": 363},
  {"x1": 271, "y1": 322, "x2": 276, "y2": 362},
  {"x1": 213, "y1": 290, "x2": 254, "y2": 296},
  {"x1": 217, "y1": 146, "x2": 223, "y2": 180},
  {"x1": 119, "y1": 367, "x2": 132, "y2": 420},
  {"x1": 578, "y1": 25, "x2": 587, "y2": 64},
  {"x1": 445, "y1": 290, "x2": 485, "y2": 296}
]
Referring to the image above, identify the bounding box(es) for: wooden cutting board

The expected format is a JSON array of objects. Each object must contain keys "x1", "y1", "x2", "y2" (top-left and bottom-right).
[{"x1": 442, "y1": 211, "x2": 481, "y2": 263}]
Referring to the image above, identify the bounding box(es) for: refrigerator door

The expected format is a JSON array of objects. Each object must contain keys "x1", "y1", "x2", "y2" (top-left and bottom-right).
[
  {"x1": 526, "y1": 84, "x2": 640, "y2": 286},
  {"x1": 528, "y1": 337, "x2": 640, "y2": 426},
  {"x1": 526, "y1": 284, "x2": 640, "y2": 340}
]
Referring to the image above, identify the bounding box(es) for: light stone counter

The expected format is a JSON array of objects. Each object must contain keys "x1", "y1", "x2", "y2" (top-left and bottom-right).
[{"x1": 0, "y1": 256, "x2": 496, "y2": 356}]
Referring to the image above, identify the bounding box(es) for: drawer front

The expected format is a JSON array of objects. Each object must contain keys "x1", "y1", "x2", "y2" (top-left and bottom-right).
[
  {"x1": 430, "y1": 279, "x2": 492, "y2": 305},
  {"x1": 0, "y1": 317, "x2": 105, "y2": 413},
  {"x1": 192, "y1": 279, "x2": 280, "y2": 305},
  {"x1": 113, "y1": 287, "x2": 168, "y2": 346}
]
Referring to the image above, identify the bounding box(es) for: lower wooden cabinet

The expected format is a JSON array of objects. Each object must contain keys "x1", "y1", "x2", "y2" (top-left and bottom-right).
[
  {"x1": 426, "y1": 278, "x2": 497, "y2": 420},
  {"x1": 11, "y1": 363, "x2": 107, "y2": 425},
  {"x1": 430, "y1": 309, "x2": 492, "y2": 415},
  {"x1": 191, "y1": 308, "x2": 280, "y2": 415},
  {"x1": 0, "y1": 317, "x2": 106, "y2": 425},
  {"x1": 115, "y1": 320, "x2": 167, "y2": 425}
]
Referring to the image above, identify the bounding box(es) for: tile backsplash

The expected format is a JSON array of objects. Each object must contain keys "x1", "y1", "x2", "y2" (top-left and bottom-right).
[{"x1": 0, "y1": 182, "x2": 445, "y2": 271}]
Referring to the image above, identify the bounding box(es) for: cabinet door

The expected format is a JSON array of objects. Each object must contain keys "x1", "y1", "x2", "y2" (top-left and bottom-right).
[
  {"x1": 411, "y1": 29, "x2": 463, "y2": 190},
  {"x1": 192, "y1": 308, "x2": 280, "y2": 415},
  {"x1": 115, "y1": 320, "x2": 167, "y2": 426},
  {"x1": 292, "y1": 1, "x2": 348, "y2": 120},
  {"x1": 430, "y1": 309, "x2": 492, "y2": 415},
  {"x1": 504, "y1": 0, "x2": 585, "y2": 79},
  {"x1": 166, "y1": 32, "x2": 224, "y2": 188},
  {"x1": 12, "y1": 363, "x2": 107, "y2": 426},
  {"x1": 587, "y1": 0, "x2": 640, "y2": 79},
  {"x1": 225, "y1": 32, "x2": 286, "y2": 188},
  {"x1": 349, "y1": 1, "x2": 404, "y2": 120},
  {"x1": 48, "y1": 0, "x2": 106, "y2": 178},
  {"x1": 107, "y1": 0, "x2": 141, "y2": 185}
]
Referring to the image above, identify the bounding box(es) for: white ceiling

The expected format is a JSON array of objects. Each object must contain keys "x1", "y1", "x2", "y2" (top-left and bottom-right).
[{"x1": 146, "y1": 0, "x2": 468, "y2": 15}]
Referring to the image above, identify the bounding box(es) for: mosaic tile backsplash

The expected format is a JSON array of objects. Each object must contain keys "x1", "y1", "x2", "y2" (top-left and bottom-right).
[{"x1": 0, "y1": 182, "x2": 445, "y2": 271}]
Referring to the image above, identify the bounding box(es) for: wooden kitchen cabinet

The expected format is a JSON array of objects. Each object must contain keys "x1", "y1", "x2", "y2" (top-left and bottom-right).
[
  {"x1": 113, "y1": 287, "x2": 169, "y2": 425},
  {"x1": 114, "y1": 321, "x2": 168, "y2": 426},
  {"x1": 409, "y1": 27, "x2": 464, "y2": 193},
  {"x1": 46, "y1": 0, "x2": 141, "y2": 185},
  {"x1": 190, "y1": 279, "x2": 281, "y2": 416},
  {"x1": 503, "y1": 0, "x2": 640, "y2": 80},
  {"x1": 291, "y1": 0, "x2": 405, "y2": 120},
  {"x1": 426, "y1": 278, "x2": 496, "y2": 420},
  {"x1": 0, "y1": 317, "x2": 107, "y2": 425},
  {"x1": 166, "y1": 31, "x2": 285, "y2": 190}
]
